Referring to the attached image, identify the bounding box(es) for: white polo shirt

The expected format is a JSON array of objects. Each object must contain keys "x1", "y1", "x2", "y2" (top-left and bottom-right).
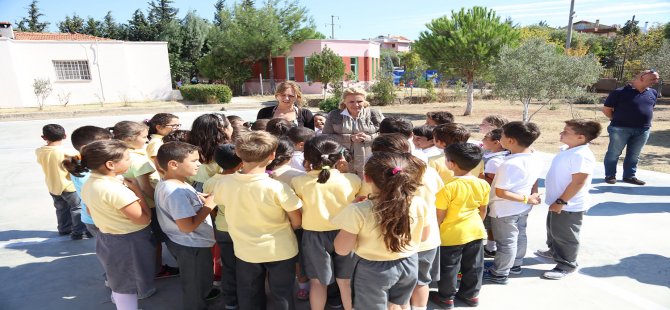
[
  {"x1": 483, "y1": 151, "x2": 509, "y2": 174},
  {"x1": 489, "y1": 152, "x2": 544, "y2": 218},
  {"x1": 545, "y1": 144, "x2": 595, "y2": 212}
]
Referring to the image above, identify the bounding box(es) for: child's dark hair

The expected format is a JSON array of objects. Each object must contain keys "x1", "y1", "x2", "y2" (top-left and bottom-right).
[
  {"x1": 484, "y1": 128, "x2": 503, "y2": 142},
  {"x1": 251, "y1": 119, "x2": 270, "y2": 131},
  {"x1": 372, "y1": 133, "x2": 411, "y2": 153},
  {"x1": 365, "y1": 152, "x2": 426, "y2": 253},
  {"x1": 287, "y1": 126, "x2": 315, "y2": 144},
  {"x1": 63, "y1": 140, "x2": 128, "y2": 177},
  {"x1": 427, "y1": 111, "x2": 454, "y2": 124},
  {"x1": 483, "y1": 115, "x2": 509, "y2": 128},
  {"x1": 235, "y1": 131, "x2": 278, "y2": 162},
  {"x1": 304, "y1": 136, "x2": 351, "y2": 183},
  {"x1": 444, "y1": 143, "x2": 483, "y2": 172},
  {"x1": 433, "y1": 123, "x2": 470, "y2": 146},
  {"x1": 267, "y1": 118, "x2": 292, "y2": 137},
  {"x1": 412, "y1": 125, "x2": 434, "y2": 140},
  {"x1": 267, "y1": 138, "x2": 295, "y2": 171},
  {"x1": 564, "y1": 119, "x2": 602, "y2": 142},
  {"x1": 314, "y1": 112, "x2": 327, "y2": 119},
  {"x1": 144, "y1": 113, "x2": 179, "y2": 136},
  {"x1": 71, "y1": 126, "x2": 113, "y2": 151},
  {"x1": 379, "y1": 117, "x2": 413, "y2": 139},
  {"x1": 108, "y1": 121, "x2": 148, "y2": 141},
  {"x1": 502, "y1": 121, "x2": 541, "y2": 148},
  {"x1": 189, "y1": 113, "x2": 231, "y2": 163},
  {"x1": 42, "y1": 124, "x2": 66, "y2": 141},
  {"x1": 157, "y1": 141, "x2": 201, "y2": 171},
  {"x1": 214, "y1": 144, "x2": 242, "y2": 171},
  {"x1": 163, "y1": 130, "x2": 191, "y2": 143}
]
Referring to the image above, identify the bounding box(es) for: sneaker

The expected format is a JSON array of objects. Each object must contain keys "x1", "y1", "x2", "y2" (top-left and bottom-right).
[
  {"x1": 138, "y1": 288, "x2": 157, "y2": 300},
  {"x1": 509, "y1": 266, "x2": 522, "y2": 275},
  {"x1": 542, "y1": 268, "x2": 571, "y2": 280},
  {"x1": 430, "y1": 294, "x2": 455, "y2": 309},
  {"x1": 622, "y1": 177, "x2": 646, "y2": 185},
  {"x1": 484, "y1": 249, "x2": 496, "y2": 258},
  {"x1": 535, "y1": 249, "x2": 554, "y2": 260},
  {"x1": 206, "y1": 288, "x2": 222, "y2": 302},
  {"x1": 155, "y1": 265, "x2": 179, "y2": 279},
  {"x1": 296, "y1": 288, "x2": 309, "y2": 301},
  {"x1": 456, "y1": 294, "x2": 479, "y2": 307},
  {"x1": 605, "y1": 176, "x2": 616, "y2": 184},
  {"x1": 482, "y1": 270, "x2": 508, "y2": 285},
  {"x1": 58, "y1": 230, "x2": 72, "y2": 236},
  {"x1": 85, "y1": 231, "x2": 94, "y2": 238},
  {"x1": 70, "y1": 233, "x2": 84, "y2": 240}
]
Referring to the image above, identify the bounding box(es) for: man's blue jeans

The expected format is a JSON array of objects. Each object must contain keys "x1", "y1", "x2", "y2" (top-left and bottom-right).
[{"x1": 603, "y1": 125, "x2": 650, "y2": 178}]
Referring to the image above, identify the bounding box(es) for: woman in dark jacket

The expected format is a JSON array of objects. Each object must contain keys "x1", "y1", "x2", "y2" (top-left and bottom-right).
[{"x1": 256, "y1": 81, "x2": 314, "y2": 129}]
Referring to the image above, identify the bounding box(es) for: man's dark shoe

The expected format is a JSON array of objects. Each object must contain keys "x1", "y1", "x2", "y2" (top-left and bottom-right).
[
  {"x1": 605, "y1": 176, "x2": 616, "y2": 184},
  {"x1": 622, "y1": 177, "x2": 645, "y2": 185},
  {"x1": 456, "y1": 294, "x2": 480, "y2": 307},
  {"x1": 430, "y1": 293, "x2": 454, "y2": 309},
  {"x1": 70, "y1": 233, "x2": 84, "y2": 240}
]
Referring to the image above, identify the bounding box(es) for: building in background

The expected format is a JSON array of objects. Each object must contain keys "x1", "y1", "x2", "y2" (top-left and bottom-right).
[
  {"x1": 0, "y1": 22, "x2": 173, "y2": 109},
  {"x1": 372, "y1": 35, "x2": 412, "y2": 52},
  {"x1": 571, "y1": 20, "x2": 619, "y2": 38}
]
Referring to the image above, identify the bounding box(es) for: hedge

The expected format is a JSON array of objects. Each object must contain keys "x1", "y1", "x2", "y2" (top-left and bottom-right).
[{"x1": 180, "y1": 84, "x2": 232, "y2": 104}]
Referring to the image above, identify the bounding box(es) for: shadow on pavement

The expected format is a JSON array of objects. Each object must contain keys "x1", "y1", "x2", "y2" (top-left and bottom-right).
[
  {"x1": 590, "y1": 185, "x2": 670, "y2": 196},
  {"x1": 580, "y1": 254, "x2": 670, "y2": 288},
  {"x1": 0, "y1": 230, "x2": 62, "y2": 242},
  {"x1": 587, "y1": 202, "x2": 670, "y2": 216}
]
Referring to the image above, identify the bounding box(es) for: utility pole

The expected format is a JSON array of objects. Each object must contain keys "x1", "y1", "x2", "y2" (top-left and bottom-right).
[
  {"x1": 565, "y1": 0, "x2": 575, "y2": 49},
  {"x1": 326, "y1": 15, "x2": 339, "y2": 39}
]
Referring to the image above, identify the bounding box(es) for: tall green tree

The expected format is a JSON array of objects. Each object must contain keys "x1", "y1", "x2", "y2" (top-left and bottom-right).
[
  {"x1": 179, "y1": 11, "x2": 211, "y2": 81},
  {"x1": 148, "y1": 0, "x2": 179, "y2": 34},
  {"x1": 58, "y1": 14, "x2": 85, "y2": 33},
  {"x1": 620, "y1": 19, "x2": 640, "y2": 36},
  {"x1": 492, "y1": 38, "x2": 603, "y2": 121},
  {"x1": 127, "y1": 9, "x2": 155, "y2": 41},
  {"x1": 15, "y1": 0, "x2": 49, "y2": 32},
  {"x1": 84, "y1": 17, "x2": 102, "y2": 36},
  {"x1": 414, "y1": 6, "x2": 519, "y2": 115},
  {"x1": 101, "y1": 11, "x2": 123, "y2": 39},
  {"x1": 641, "y1": 39, "x2": 670, "y2": 96},
  {"x1": 304, "y1": 46, "x2": 346, "y2": 98},
  {"x1": 213, "y1": 0, "x2": 226, "y2": 26}
]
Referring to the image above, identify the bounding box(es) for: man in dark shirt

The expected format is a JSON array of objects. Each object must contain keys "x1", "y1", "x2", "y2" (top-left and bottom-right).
[{"x1": 602, "y1": 69, "x2": 659, "y2": 185}]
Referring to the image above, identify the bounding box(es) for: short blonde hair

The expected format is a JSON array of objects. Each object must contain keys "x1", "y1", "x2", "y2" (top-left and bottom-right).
[
  {"x1": 275, "y1": 81, "x2": 304, "y2": 107},
  {"x1": 339, "y1": 87, "x2": 370, "y2": 109},
  {"x1": 234, "y1": 131, "x2": 278, "y2": 163}
]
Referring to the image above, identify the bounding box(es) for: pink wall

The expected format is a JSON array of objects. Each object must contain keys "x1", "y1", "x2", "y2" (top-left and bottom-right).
[{"x1": 287, "y1": 40, "x2": 380, "y2": 58}]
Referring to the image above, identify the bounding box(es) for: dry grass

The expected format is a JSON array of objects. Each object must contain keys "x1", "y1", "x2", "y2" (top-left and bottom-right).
[{"x1": 374, "y1": 98, "x2": 670, "y2": 174}]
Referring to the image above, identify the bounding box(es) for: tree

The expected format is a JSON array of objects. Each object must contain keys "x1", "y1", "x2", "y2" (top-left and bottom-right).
[
  {"x1": 213, "y1": 0, "x2": 226, "y2": 26},
  {"x1": 641, "y1": 39, "x2": 670, "y2": 96},
  {"x1": 33, "y1": 78, "x2": 52, "y2": 110},
  {"x1": 179, "y1": 11, "x2": 211, "y2": 82},
  {"x1": 304, "y1": 46, "x2": 346, "y2": 98},
  {"x1": 664, "y1": 23, "x2": 670, "y2": 40},
  {"x1": 414, "y1": 7, "x2": 519, "y2": 115},
  {"x1": 100, "y1": 12, "x2": 122, "y2": 39},
  {"x1": 620, "y1": 19, "x2": 640, "y2": 36},
  {"x1": 84, "y1": 17, "x2": 103, "y2": 36},
  {"x1": 58, "y1": 14, "x2": 85, "y2": 33},
  {"x1": 492, "y1": 38, "x2": 603, "y2": 121},
  {"x1": 148, "y1": 0, "x2": 179, "y2": 34},
  {"x1": 15, "y1": 0, "x2": 50, "y2": 32},
  {"x1": 127, "y1": 9, "x2": 155, "y2": 41}
]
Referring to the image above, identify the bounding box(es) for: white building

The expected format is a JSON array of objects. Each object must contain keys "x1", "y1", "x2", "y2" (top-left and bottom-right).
[
  {"x1": 0, "y1": 22, "x2": 173, "y2": 109},
  {"x1": 372, "y1": 35, "x2": 412, "y2": 52}
]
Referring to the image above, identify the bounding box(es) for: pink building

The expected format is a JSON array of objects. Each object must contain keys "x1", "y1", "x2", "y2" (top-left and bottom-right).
[
  {"x1": 372, "y1": 35, "x2": 412, "y2": 52},
  {"x1": 244, "y1": 39, "x2": 381, "y2": 95}
]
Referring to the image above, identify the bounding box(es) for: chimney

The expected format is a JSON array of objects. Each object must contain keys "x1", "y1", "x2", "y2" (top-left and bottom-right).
[
  {"x1": 595, "y1": 19, "x2": 600, "y2": 32},
  {"x1": 0, "y1": 22, "x2": 14, "y2": 39}
]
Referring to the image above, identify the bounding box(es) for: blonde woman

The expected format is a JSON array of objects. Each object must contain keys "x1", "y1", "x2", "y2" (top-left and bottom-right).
[
  {"x1": 322, "y1": 88, "x2": 384, "y2": 177},
  {"x1": 257, "y1": 81, "x2": 315, "y2": 129}
]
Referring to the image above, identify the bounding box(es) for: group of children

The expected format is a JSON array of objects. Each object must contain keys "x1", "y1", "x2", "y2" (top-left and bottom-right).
[{"x1": 36, "y1": 105, "x2": 602, "y2": 310}]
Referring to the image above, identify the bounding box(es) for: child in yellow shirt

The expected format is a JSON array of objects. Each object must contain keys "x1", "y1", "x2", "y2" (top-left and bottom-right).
[{"x1": 144, "y1": 113, "x2": 180, "y2": 169}]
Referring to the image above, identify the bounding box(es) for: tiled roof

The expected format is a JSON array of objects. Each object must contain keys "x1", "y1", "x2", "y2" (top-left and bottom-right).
[{"x1": 13, "y1": 32, "x2": 117, "y2": 41}]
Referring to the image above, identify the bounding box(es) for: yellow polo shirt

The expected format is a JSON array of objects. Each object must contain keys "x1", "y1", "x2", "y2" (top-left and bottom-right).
[
  {"x1": 331, "y1": 197, "x2": 428, "y2": 261},
  {"x1": 191, "y1": 161, "x2": 221, "y2": 184},
  {"x1": 203, "y1": 173, "x2": 228, "y2": 232},
  {"x1": 429, "y1": 154, "x2": 484, "y2": 184},
  {"x1": 146, "y1": 134, "x2": 164, "y2": 158},
  {"x1": 35, "y1": 145, "x2": 77, "y2": 195},
  {"x1": 82, "y1": 173, "x2": 147, "y2": 234},
  {"x1": 416, "y1": 167, "x2": 444, "y2": 251},
  {"x1": 291, "y1": 170, "x2": 361, "y2": 231},
  {"x1": 213, "y1": 172, "x2": 302, "y2": 263},
  {"x1": 435, "y1": 176, "x2": 490, "y2": 246},
  {"x1": 123, "y1": 148, "x2": 158, "y2": 207}
]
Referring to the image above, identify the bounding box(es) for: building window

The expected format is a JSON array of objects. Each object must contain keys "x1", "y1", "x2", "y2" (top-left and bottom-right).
[
  {"x1": 286, "y1": 57, "x2": 295, "y2": 81},
  {"x1": 304, "y1": 57, "x2": 310, "y2": 82},
  {"x1": 350, "y1": 57, "x2": 358, "y2": 81},
  {"x1": 53, "y1": 60, "x2": 91, "y2": 80}
]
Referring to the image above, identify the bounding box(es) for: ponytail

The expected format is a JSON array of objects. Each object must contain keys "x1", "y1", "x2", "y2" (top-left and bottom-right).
[
  {"x1": 304, "y1": 136, "x2": 350, "y2": 184},
  {"x1": 63, "y1": 154, "x2": 88, "y2": 177},
  {"x1": 364, "y1": 152, "x2": 425, "y2": 253},
  {"x1": 63, "y1": 140, "x2": 128, "y2": 176}
]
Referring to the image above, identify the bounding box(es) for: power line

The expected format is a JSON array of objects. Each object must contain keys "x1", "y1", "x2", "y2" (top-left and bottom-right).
[{"x1": 325, "y1": 15, "x2": 339, "y2": 39}]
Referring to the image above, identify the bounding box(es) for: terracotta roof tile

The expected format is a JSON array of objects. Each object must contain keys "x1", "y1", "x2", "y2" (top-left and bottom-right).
[{"x1": 13, "y1": 32, "x2": 117, "y2": 41}]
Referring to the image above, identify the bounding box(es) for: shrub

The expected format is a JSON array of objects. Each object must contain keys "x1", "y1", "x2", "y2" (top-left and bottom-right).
[
  {"x1": 369, "y1": 75, "x2": 396, "y2": 106},
  {"x1": 319, "y1": 96, "x2": 340, "y2": 112},
  {"x1": 571, "y1": 93, "x2": 601, "y2": 105},
  {"x1": 180, "y1": 84, "x2": 232, "y2": 104}
]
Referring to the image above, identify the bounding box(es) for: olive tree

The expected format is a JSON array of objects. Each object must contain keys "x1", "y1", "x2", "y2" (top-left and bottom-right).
[
  {"x1": 642, "y1": 39, "x2": 670, "y2": 96},
  {"x1": 492, "y1": 38, "x2": 603, "y2": 121},
  {"x1": 304, "y1": 46, "x2": 345, "y2": 99}
]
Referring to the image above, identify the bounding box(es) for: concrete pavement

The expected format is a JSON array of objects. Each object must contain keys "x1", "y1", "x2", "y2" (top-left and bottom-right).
[{"x1": 0, "y1": 109, "x2": 668, "y2": 309}]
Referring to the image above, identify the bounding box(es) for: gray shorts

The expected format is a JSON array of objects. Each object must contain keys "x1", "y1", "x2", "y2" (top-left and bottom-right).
[
  {"x1": 302, "y1": 230, "x2": 353, "y2": 284},
  {"x1": 95, "y1": 226, "x2": 156, "y2": 294},
  {"x1": 417, "y1": 247, "x2": 440, "y2": 285},
  {"x1": 351, "y1": 253, "x2": 419, "y2": 309}
]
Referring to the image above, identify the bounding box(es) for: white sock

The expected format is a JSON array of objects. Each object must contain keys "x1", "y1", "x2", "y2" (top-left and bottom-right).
[
  {"x1": 111, "y1": 292, "x2": 138, "y2": 310},
  {"x1": 485, "y1": 240, "x2": 497, "y2": 251},
  {"x1": 411, "y1": 306, "x2": 427, "y2": 310},
  {"x1": 298, "y1": 281, "x2": 310, "y2": 291}
]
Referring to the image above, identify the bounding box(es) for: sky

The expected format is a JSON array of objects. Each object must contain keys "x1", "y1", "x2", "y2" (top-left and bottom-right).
[{"x1": 2, "y1": 0, "x2": 669, "y2": 40}]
